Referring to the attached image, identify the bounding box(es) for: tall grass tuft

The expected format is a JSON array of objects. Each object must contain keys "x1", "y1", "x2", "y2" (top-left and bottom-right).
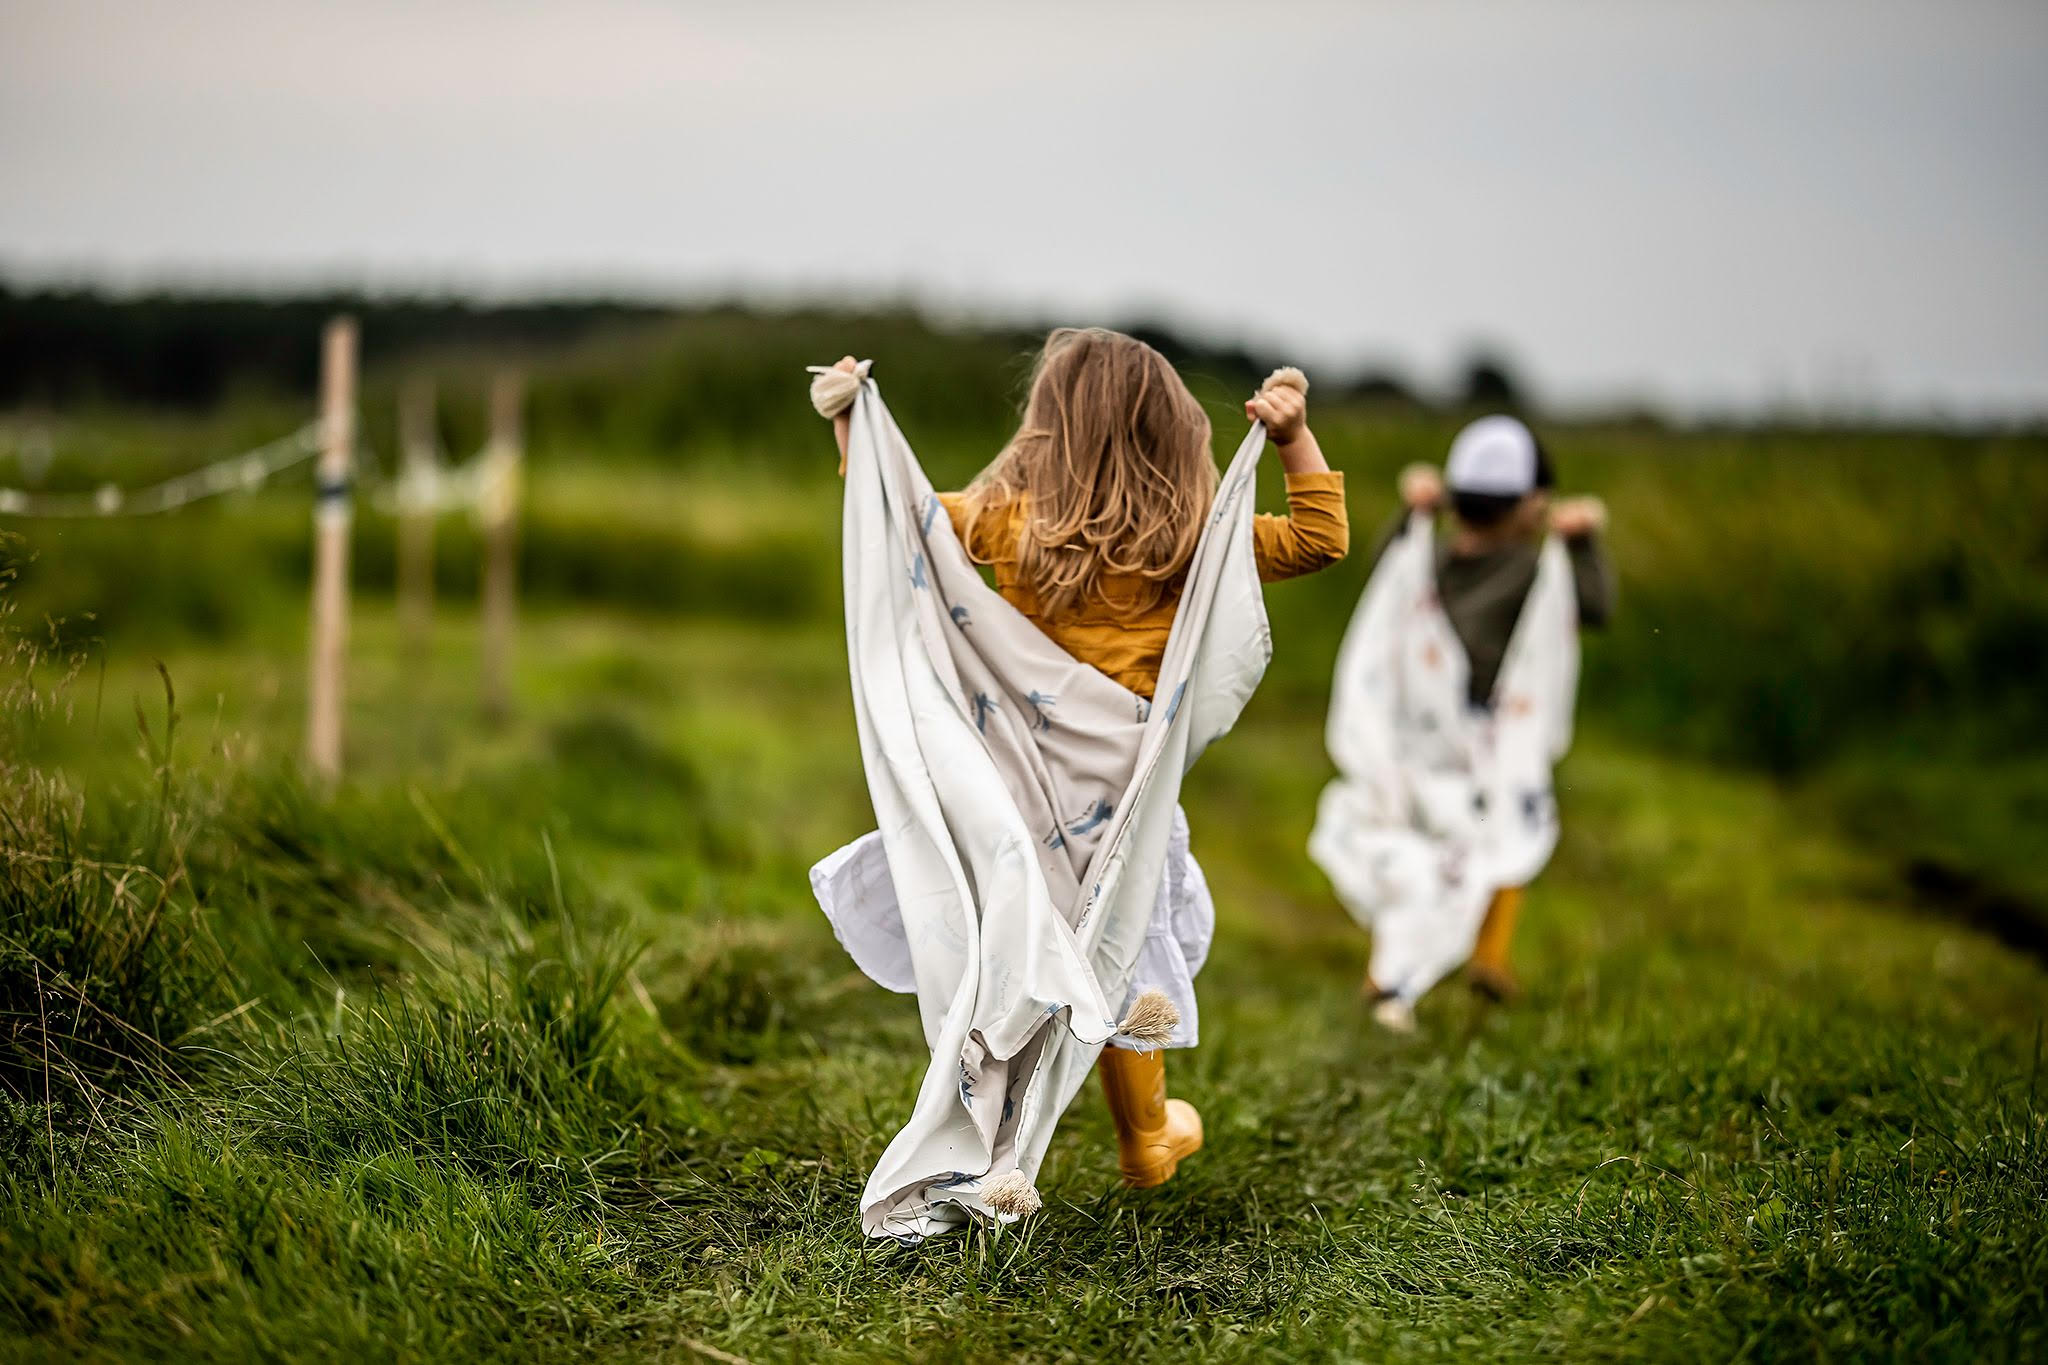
[
  {"x1": 1, "y1": 558, "x2": 240, "y2": 1168},
  {"x1": 230, "y1": 924, "x2": 648, "y2": 1201},
  {"x1": 0, "y1": 776, "x2": 231, "y2": 1117}
]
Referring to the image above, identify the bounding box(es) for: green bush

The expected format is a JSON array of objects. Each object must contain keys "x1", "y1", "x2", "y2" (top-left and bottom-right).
[{"x1": 5, "y1": 308, "x2": 2045, "y2": 913}]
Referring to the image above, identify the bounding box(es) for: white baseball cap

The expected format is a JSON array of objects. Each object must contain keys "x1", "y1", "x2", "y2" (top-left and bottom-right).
[{"x1": 1445, "y1": 415, "x2": 1544, "y2": 496}]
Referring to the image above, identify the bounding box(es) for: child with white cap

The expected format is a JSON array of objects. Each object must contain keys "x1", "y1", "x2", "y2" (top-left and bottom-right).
[{"x1": 1309, "y1": 415, "x2": 1611, "y2": 1027}]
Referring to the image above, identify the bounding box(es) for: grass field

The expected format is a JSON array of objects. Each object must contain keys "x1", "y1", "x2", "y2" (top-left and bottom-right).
[
  {"x1": 3, "y1": 308, "x2": 2046, "y2": 1360},
  {"x1": 3, "y1": 597, "x2": 2043, "y2": 1363}
]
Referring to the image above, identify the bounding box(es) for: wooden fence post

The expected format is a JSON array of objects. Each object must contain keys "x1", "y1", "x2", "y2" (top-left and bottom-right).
[
  {"x1": 307, "y1": 316, "x2": 357, "y2": 780},
  {"x1": 479, "y1": 371, "x2": 523, "y2": 723},
  {"x1": 397, "y1": 376, "x2": 436, "y2": 665}
]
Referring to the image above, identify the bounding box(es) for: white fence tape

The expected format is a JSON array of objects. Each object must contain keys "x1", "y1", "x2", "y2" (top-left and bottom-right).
[
  {"x1": 372, "y1": 443, "x2": 494, "y2": 518},
  {"x1": 0, "y1": 424, "x2": 494, "y2": 521},
  {"x1": 0, "y1": 423, "x2": 321, "y2": 518}
]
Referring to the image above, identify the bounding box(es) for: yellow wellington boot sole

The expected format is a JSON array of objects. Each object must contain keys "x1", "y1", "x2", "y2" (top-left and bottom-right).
[{"x1": 1467, "y1": 962, "x2": 1522, "y2": 1004}]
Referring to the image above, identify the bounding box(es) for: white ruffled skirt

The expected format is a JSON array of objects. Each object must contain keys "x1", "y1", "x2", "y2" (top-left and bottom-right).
[{"x1": 810, "y1": 806, "x2": 1213, "y2": 1050}]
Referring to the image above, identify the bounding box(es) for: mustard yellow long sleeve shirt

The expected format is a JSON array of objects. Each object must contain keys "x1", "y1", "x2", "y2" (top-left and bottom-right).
[{"x1": 939, "y1": 471, "x2": 1348, "y2": 698}]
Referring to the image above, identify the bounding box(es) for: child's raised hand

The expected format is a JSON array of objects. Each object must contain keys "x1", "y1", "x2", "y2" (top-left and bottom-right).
[
  {"x1": 1398, "y1": 463, "x2": 1444, "y2": 511},
  {"x1": 1245, "y1": 384, "x2": 1309, "y2": 445},
  {"x1": 1551, "y1": 495, "x2": 1608, "y2": 539},
  {"x1": 826, "y1": 355, "x2": 861, "y2": 474}
]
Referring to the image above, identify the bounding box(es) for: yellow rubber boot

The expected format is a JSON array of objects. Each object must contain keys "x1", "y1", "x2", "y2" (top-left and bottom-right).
[
  {"x1": 1096, "y1": 1046, "x2": 1203, "y2": 1188},
  {"x1": 1467, "y1": 885, "x2": 1525, "y2": 1002}
]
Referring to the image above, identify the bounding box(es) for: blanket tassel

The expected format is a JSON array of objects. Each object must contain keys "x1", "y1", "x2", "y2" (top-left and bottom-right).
[
  {"x1": 1115, "y1": 988, "x2": 1181, "y2": 1048},
  {"x1": 982, "y1": 1169, "x2": 1042, "y2": 1218},
  {"x1": 1262, "y1": 365, "x2": 1309, "y2": 396},
  {"x1": 807, "y1": 359, "x2": 873, "y2": 419}
]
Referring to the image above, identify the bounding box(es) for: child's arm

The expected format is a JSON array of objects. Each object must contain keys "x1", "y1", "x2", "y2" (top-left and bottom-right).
[
  {"x1": 1398, "y1": 463, "x2": 1444, "y2": 514},
  {"x1": 1551, "y1": 496, "x2": 1615, "y2": 628},
  {"x1": 1244, "y1": 381, "x2": 1329, "y2": 476},
  {"x1": 1244, "y1": 379, "x2": 1349, "y2": 580},
  {"x1": 1355, "y1": 464, "x2": 1443, "y2": 574},
  {"x1": 824, "y1": 355, "x2": 860, "y2": 475}
]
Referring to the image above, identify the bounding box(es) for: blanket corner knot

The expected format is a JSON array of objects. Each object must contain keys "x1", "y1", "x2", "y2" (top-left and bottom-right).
[
  {"x1": 1261, "y1": 365, "x2": 1309, "y2": 396},
  {"x1": 808, "y1": 359, "x2": 874, "y2": 418}
]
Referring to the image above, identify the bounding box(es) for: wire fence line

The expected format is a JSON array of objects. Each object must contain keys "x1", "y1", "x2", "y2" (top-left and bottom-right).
[
  {"x1": 372, "y1": 439, "x2": 504, "y2": 519},
  {"x1": 5, "y1": 317, "x2": 530, "y2": 778},
  {"x1": 0, "y1": 422, "x2": 497, "y2": 521},
  {"x1": 0, "y1": 423, "x2": 322, "y2": 519}
]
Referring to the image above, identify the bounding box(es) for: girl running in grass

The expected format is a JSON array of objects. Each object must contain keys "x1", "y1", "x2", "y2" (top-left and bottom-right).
[{"x1": 813, "y1": 329, "x2": 1347, "y2": 1227}]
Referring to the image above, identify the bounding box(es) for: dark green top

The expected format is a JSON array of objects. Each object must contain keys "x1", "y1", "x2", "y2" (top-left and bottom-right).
[{"x1": 1365, "y1": 508, "x2": 1615, "y2": 708}]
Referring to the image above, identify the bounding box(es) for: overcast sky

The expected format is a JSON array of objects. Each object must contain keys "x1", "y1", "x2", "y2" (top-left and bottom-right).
[{"x1": 3, "y1": 0, "x2": 2043, "y2": 417}]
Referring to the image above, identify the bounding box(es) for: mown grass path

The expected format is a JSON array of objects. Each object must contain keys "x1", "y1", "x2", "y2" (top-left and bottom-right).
[{"x1": 4, "y1": 611, "x2": 2044, "y2": 1362}]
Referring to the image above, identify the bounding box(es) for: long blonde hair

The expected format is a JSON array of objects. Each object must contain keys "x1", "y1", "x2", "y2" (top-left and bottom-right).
[{"x1": 959, "y1": 328, "x2": 1217, "y2": 620}]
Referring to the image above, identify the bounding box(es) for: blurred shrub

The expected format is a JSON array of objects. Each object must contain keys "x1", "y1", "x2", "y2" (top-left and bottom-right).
[
  {"x1": 0, "y1": 286, "x2": 669, "y2": 408},
  {"x1": 662, "y1": 929, "x2": 808, "y2": 1065},
  {"x1": 5, "y1": 307, "x2": 2045, "y2": 785},
  {"x1": 1259, "y1": 417, "x2": 2048, "y2": 775}
]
